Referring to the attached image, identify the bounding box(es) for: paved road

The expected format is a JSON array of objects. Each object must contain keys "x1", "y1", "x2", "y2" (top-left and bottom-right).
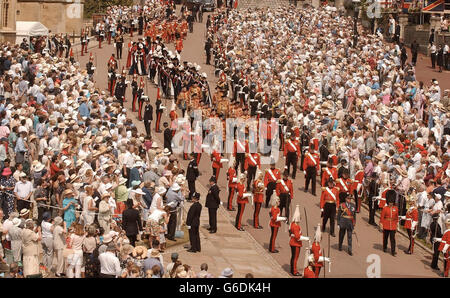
[{"x1": 74, "y1": 5, "x2": 444, "y2": 278}]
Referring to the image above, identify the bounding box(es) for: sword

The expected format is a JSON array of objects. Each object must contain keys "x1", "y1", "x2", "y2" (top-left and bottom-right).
[
  {"x1": 323, "y1": 248, "x2": 326, "y2": 278},
  {"x1": 328, "y1": 227, "x2": 331, "y2": 273},
  {"x1": 353, "y1": 230, "x2": 360, "y2": 247},
  {"x1": 304, "y1": 207, "x2": 309, "y2": 240}
]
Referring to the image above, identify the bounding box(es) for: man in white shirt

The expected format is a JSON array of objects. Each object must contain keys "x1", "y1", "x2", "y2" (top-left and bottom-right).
[
  {"x1": 98, "y1": 243, "x2": 121, "y2": 278},
  {"x1": 14, "y1": 173, "x2": 34, "y2": 212}
]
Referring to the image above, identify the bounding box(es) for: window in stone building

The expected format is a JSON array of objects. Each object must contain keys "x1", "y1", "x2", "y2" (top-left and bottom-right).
[{"x1": 3, "y1": 0, "x2": 9, "y2": 28}]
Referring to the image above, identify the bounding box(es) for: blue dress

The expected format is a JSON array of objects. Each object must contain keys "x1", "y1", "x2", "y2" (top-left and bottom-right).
[{"x1": 63, "y1": 197, "x2": 77, "y2": 228}]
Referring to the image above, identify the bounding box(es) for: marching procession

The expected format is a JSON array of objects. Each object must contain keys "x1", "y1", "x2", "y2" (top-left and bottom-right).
[{"x1": 0, "y1": 0, "x2": 449, "y2": 279}]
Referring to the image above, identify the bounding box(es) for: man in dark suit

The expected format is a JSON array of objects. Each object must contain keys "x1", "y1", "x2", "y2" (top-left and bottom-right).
[
  {"x1": 122, "y1": 199, "x2": 142, "y2": 247},
  {"x1": 205, "y1": 176, "x2": 220, "y2": 233},
  {"x1": 143, "y1": 99, "x2": 153, "y2": 137},
  {"x1": 186, "y1": 192, "x2": 202, "y2": 252},
  {"x1": 186, "y1": 153, "x2": 199, "y2": 201},
  {"x1": 163, "y1": 122, "x2": 172, "y2": 153}
]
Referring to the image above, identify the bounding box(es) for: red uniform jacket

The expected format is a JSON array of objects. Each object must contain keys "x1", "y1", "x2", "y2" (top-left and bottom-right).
[
  {"x1": 351, "y1": 170, "x2": 364, "y2": 194},
  {"x1": 311, "y1": 138, "x2": 319, "y2": 151},
  {"x1": 303, "y1": 152, "x2": 320, "y2": 172},
  {"x1": 336, "y1": 178, "x2": 352, "y2": 194},
  {"x1": 264, "y1": 168, "x2": 281, "y2": 187},
  {"x1": 236, "y1": 182, "x2": 248, "y2": 204},
  {"x1": 380, "y1": 205, "x2": 399, "y2": 231},
  {"x1": 329, "y1": 154, "x2": 338, "y2": 166},
  {"x1": 378, "y1": 188, "x2": 391, "y2": 208},
  {"x1": 211, "y1": 151, "x2": 222, "y2": 169},
  {"x1": 321, "y1": 166, "x2": 338, "y2": 187},
  {"x1": 244, "y1": 153, "x2": 260, "y2": 170},
  {"x1": 269, "y1": 206, "x2": 281, "y2": 227},
  {"x1": 320, "y1": 187, "x2": 340, "y2": 209},
  {"x1": 404, "y1": 207, "x2": 418, "y2": 230},
  {"x1": 233, "y1": 139, "x2": 249, "y2": 156},
  {"x1": 276, "y1": 179, "x2": 293, "y2": 198},
  {"x1": 284, "y1": 139, "x2": 301, "y2": 157},
  {"x1": 311, "y1": 242, "x2": 323, "y2": 267},
  {"x1": 289, "y1": 222, "x2": 303, "y2": 247},
  {"x1": 253, "y1": 179, "x2": 264, "y2": 203},
  {"x1": 227, "y1": 167, "x2": 237, "y2": 188},
  {"x1": 303, "y1": 266, "x2": 316, "y2": 278},
  {"x1": 438, "y1": 229, "x2": 450, "y2": 251}
]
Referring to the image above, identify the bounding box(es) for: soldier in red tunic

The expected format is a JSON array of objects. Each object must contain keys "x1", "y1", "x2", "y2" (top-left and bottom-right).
[
  {"x1": 226, "y1": 159, "x2": 238, "y2": 211},
  {"x1": 252, "y1": 171, "x2": 264, "y2": 229},
  {"x1": 244, "y1": 152, "x2": 260, "y2": 190},
  {"x1": 269, "y1": 196, "x2": 286, "y2": 253},
  {"x1": 321, "y1": 178, "x2": 339, "y2": 237},
  {"x1": 310, "y1": 224, "x2": 330, "y2": 277},
  {"x1": 235, "y1": 174, "x2": 249, "y2": 231},
  {"x1": 289, "y1": 205, "x2": 310, "y2": 276},
  {"x1": 303, "y1": 250, "x2": 317, "y2": 278},
  {"x1": 276, "y1": 171, "x2": 294, "y2": 222},
  {"x1": 321, "y1": 158, "x2": 338, "y2": 187},
  {"x1": 434, "y1": 218, "x2": 450, "y2": 277},
  {"x1": 284, "y1": 134, "x2": 300, "y2": 179},
  {"x1": 303, "y1": 145, "x2": 320, "y2": 196},
  {"x1": 264, "y1": 160, "x2": 281, "y2": 208},
  {"x1": 380, "y1": 189, "x2": 399, "y2": 256},
  {"x1": 400, "y1": 197, "x2": 419, "y2": 254}
]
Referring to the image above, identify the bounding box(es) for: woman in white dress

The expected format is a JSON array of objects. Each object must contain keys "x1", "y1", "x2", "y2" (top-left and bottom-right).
[
  {"x1": 150, "y1": 186, "x2": 166, "y2": 214},
  {"x1": 421, "y1": 194, "x2": 435, "y2": 232},
  {"x1": 81, "y1": 185, "x2": 96, "y2": 226},
  {"x1": 21, "y1": 220, "x2": 41, "y2": 277}
]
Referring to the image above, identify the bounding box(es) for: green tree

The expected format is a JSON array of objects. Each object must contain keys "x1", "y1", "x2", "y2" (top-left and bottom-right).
[{"x1": 84, "y1": 0, "x2": 134, "y2": 19}]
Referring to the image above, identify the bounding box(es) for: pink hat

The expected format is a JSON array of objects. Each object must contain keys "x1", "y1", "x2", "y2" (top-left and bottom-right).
[{"x1": 1, "y1": 167, "x2": 12, "y2": 176}]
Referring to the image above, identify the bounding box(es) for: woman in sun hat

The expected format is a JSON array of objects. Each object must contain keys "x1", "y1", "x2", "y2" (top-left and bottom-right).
[
  {"x1": 0, "y1": 166, "x2": 17, "y2": 217},
  {"x1": 62, "y1": 188, "x2": 78, "y2": 229},
  {"x1": 22, "y1": 219, "x2": 41, "y2": 277}
]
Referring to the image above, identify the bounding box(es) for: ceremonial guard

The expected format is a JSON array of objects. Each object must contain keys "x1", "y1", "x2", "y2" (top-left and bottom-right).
[
  {"x1": 352, "y1": 166, "x2": 365, "y2": 213},
  {"x1": 434, "y1": 218, "x2": 450, "y2": 277},
  {"x1": 380, "y1": 190, "x2": 399, "y2": 256},
  {"x1": 319, "y1": 139, "x2": 330, "y2": 182},
  {"x1": 321, "y1": 158, "x2": 338, "y2": 187},
  {"x1": 276, "y1": 171, "x2": 293, "y2": 223},
  {"x1": 211, "y1": 146, "x2": 224, "y2": 181},
  {"x1": 284, "y1": 134, "x2": 300, "y2": 179},
  {"x1": 321, "y1": 178, "x2": 339, "y2": 237},
  {"x1": 244, "y1": 151, "x2": 260, "y2": 190},
  {"x1": 252, "y1": 171, "x2": 264, "y2": 229},
  {"x1": 206, "y1": 177, "x2": 220, "y2": 234},
  {"x1": 98, "y1": 23, "x2": 105, "y2": 49},
  {"x1": 155, "y1": 88, "x2": 163, "y2": 132},
  {"x1": 86, "y1": 54, "x2": 95, "y2": 79},
  {"x1": 143, "y1": 97, "x2": 153, "y2": 137},
  {"x1": 115, "y1": 71, "x2": 127, "y2": 107},
  {"x1": 289, "y1": 205, "x2": 310, "y2": 276},
  {"x1": 131, "y1": 74, "x2": 139, "y2": 112},
  {"x1": 336, "y1": 169, "x2": 352, "y2": 205},
  {"x1": 81, "y1": 29, "x2": 88, "y2": 56},
  {"x1": 400, "y1": 197, "x2": 419, "y2": 254},
  {"x1": 235, "y1": 174, "x2": 249, "y2": 231},
  {"x1": 115, "y1": 33, "x2": 124, "y2": 59},
  {"x1": 264, "y1": 161, "x2": 281, "y2": 208},
  {"x1": 186, "y1": 192, "x2": 202, "y2": 253},
  {"x1": 303, "y1": 249, "x2": 317, "y2": 278},
  {"x1": 337, "y1": 193, "x2": 356, "y2": 255},
  {"x1": 226, "y1": 159, "x2": 238, "y2": 211},
  {"x1": 299, "y1": 126, "x2": 310, "y2": 169},
  {"x1": 233, "y1": 135, "x2": 249, "y2": 174},
  {"x1": 137, "y1": 78, "x2": 146, "y2": 120},
  {"x1": 186, "y1": 153, "x2": 199, "y2": 201},
  {"x1": 303, "y1": 144, "x2": 320, "y2": 196},
  {"x1": 311, "y1": 225, "x2": 330, "y2": 277},
  {"x1": 269, "y1": 196, "x2": 286, "y2": 253},
  {"x1": 107, "y1": 54, "x2": 118, "y2": 95}
]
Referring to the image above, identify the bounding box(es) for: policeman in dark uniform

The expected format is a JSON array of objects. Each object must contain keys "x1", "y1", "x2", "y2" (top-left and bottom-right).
[
  {"x1": 367, "y1": 172, "x2": 379, "y2": 226},
  {"x1": 186, "y1": 192, "x2": 202, "y2": 252},
  {"x1": 204, "y1": 36, "x2": 212, "y2": 65},
  {"x1": 206, "y1": 177, "x2": 221, "y2": 234},
  {"x1": 337, "y1": 193, "x2": 356, "y2": 256},
  {"x1": 86, "y1": 55, "x2": 95, "y2": 79},
  {"x1": 430, "y1": 213, "x2": 443, "y2": 270},
  {"x1": 143, "y1": 99, "x2": 153, "y2": 137},
  {"x1": 131, "y1": 75, "x2": 139, "y2": 112},
  {"x1": 186, "y1": 153, "x2": 200, "y2": 201},
  {"x1": 137, "y1": 81, "x2": 145, "y2": 121},
  {"x1": 155, "y1": 95, "x2": 163, "y2": 133},
  {"x1": 114, "y1": 77, "x2": 127, "y2": 107},
  {"x1": 319, "y1": 139, "x2": 329, "y2": 182},
  {"x1": 300, "y1": 125, "x2": 310, "y2": 170}
]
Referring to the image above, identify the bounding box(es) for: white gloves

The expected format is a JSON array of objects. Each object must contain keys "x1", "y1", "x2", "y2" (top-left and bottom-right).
[
  {"x1": 399, "y1": 216, "x2": 406, "y2": 220},
  {"x1": 299, "y1": 236, "x2": 310, "y2": 241},
  {"x1": 187, "y1": 226, "x2": 191, "y2": 230},
  {"x1": 411, "y1": 221, "x2": 417, "y2": 231},
  {"x1": 276, "y1": 216, "x2": 287, "y2": 222},
  {"x1": 321, "y1": 208, "x2": 324, "y2": 212},
  {"x1": 318, "y1": 256, "x2": 331, "y2": 263},
  {"x1": 303, "y1": 171, "x2": 306, "y2": 175},
  {"x1": 443, "y1": 244, "x2": 449, "y2": 254},
  {"x1": 433, "y1": 237, "x2": 442, "y2": 243}
]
